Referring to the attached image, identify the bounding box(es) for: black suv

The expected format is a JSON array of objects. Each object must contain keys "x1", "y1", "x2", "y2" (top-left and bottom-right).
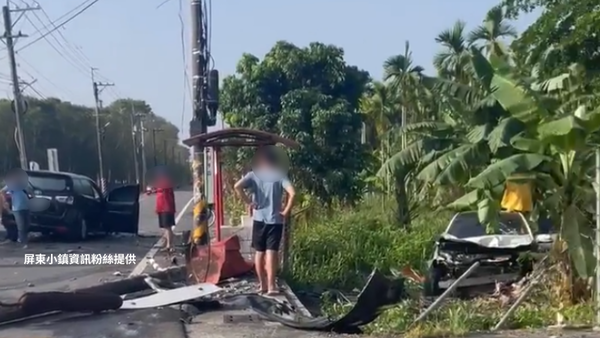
[{"x1": 2, "y1": 170, "x2": 139, "y2": 240}]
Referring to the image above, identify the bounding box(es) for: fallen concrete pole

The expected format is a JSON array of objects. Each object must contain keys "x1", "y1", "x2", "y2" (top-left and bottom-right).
[{"x1": 0, "y1": 266, "x2": 187, "y2": 325}]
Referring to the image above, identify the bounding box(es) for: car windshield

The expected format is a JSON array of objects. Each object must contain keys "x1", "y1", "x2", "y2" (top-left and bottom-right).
[
  {"x1": 445, "y1": 212, "x2": 529, "y2": 238},
  {"x1": 28, "y1": 175, "x2": 68, "y2": 191}
]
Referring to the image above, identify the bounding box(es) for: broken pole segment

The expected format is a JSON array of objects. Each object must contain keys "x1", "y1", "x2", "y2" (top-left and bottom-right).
[{"x1": 0, "y1": 266, "x2": 187, "y2": 325}]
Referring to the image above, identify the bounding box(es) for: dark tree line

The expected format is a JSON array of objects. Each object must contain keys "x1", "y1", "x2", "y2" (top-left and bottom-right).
[{"x1": 0, "y1": 97, "x2": 190, "y2": 185}]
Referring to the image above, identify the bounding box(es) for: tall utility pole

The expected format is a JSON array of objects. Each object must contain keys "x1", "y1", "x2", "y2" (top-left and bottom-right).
[
  {"x1": 150, "y1": 128, "x2": 163, "y2": 166},
  {"x1": 138, "y1": 116, "x2": 148, "y2": 187},
  {"x1": 190, "y1": 0, "x2": 209, "y2": 245},
  {"x1": 190, "y1": 0, "x2": 207, "y2": 202},
  {"x1": 91, "y1": 68, "x2": 113, "y2": 193},
  {"x1": 2, "y1": 4, "x2": 39, "y2": 169},
  {"x1": 128, "y1": 104, "x2": 140, "y2": 185},
  {"x1": 163, "y1": 139, "x2": 168, "y2": 165}
]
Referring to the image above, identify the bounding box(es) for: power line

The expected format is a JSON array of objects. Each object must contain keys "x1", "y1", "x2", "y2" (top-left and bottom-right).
[
  {"x1": 15, "y1": 0, "x2": 100, "y2": 53},
  {"x1": 17, "y1": 55, "x2": 75, "y2": 98},
  {"x1": 19, "y1": 0, "x2": 94, "y2": 76},
  {"x1": 178, "y1": 0, "x2": 189, "y2": 133},
  {"x1": 20, "y1": 8, "x2": 91, "y2": 79},
  {"x1": 0, "y1": 0, "x2": 93, "y2": 55},
  {"x1": 20, "y1": 0, "x2": 122, "y2": 95},
  {"x1": 17, "y1": 0, "x2": 124, "y2": 102},
  {"x1": 35, "y1": 3, "x2": 95, "y2": 67},
  {"x1": 19, "y1": 79, "x2": 46, "y2": 99},
  {"x1": 4, "y1": 0, "x2": 125, "y2": 105}
]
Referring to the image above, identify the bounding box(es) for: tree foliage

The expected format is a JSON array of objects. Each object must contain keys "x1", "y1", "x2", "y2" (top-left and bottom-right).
[
  {"x1": 220, "y1": 41, "x2": 371, "y2": 204},
  {"x1": 508, "y1": 0, "x2": 600, "y2": 81},
  {"x1": 0, "y1": 97, "x2": 189, "y2": 184},
  {"x1": 357, "y1": 1, "x2": 600, "y2": 294}
]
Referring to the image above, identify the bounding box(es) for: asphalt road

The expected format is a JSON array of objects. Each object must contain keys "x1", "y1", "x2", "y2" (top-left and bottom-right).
[{"x1": 0, "y1": 190, "x2": 194, "y2": 338}]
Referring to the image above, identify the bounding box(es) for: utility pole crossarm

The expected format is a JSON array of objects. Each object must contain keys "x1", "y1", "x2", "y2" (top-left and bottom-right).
[
  {"x1": 9, "y1": 2, "x2": 40, "y2": 29},
  {"x1": 91, "y1": 66, "x2": 114, "y2": 193}
]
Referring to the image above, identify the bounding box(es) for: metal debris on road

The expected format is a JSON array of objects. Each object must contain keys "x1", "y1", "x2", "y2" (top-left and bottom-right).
[
  {"x1": 120, "y1": 283, "x2": 222, "y2": 310},
  {"x1": 0, "y1": 234, "x2": 409, "y2": 335}
]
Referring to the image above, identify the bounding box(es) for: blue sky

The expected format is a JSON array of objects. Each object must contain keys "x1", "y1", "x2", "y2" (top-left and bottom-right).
[{"x1": 0, "y1": 0, "x2": 539, "y2": 139}]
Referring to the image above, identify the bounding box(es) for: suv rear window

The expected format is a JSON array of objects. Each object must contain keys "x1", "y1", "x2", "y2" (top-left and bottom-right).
[{"x1": 28, "y1": 175, "x2": 68, "y2": 191}]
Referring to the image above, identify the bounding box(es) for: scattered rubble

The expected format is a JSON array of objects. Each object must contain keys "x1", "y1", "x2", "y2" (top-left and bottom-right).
[{"x1": 0, "y1": 235, "x2": 409, "y2": 334}]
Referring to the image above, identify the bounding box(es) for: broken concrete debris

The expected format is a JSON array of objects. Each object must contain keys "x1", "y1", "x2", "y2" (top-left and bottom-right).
[
  {"x1": 0, "y1": 267, "x2": 404, "y2": 333},
  {"x1": 0, "y1": 234, "x2": 408, "y2": 334}
]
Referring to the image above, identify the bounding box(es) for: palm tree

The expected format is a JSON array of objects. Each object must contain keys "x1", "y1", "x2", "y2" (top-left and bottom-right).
[
  {"x1": 434, "y1": 21, "x2": 472, "y2": 82},
  {"x1": 468, "y1": 5, "x2": 518, "y2": 56},
  {"x1": 383, "y1": 41, "x2": 425, "y2": 148},
  {"x1": 360, "y1": 81, "x2": 398, "y2": 153}
]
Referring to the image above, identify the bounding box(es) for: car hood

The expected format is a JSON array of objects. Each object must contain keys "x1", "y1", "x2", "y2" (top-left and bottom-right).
[{"x1": 440, "y1": 234, "x2": 534, "y2": 249}]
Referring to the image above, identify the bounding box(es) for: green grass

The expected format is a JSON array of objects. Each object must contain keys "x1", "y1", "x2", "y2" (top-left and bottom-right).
[
  {"x1": 288, "y1": 197, "x2": 448, "y2": 290},
  {"x1": 287, "y1": 195, "x2": 594, "y2": 337}
]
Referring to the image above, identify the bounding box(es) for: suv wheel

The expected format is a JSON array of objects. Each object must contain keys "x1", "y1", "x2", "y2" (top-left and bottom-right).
[{"x1": 70, "y1": 216, "x2": 88, "y2": 241}]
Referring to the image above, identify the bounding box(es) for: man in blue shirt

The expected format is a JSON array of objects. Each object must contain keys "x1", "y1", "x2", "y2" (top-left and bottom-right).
[
  {"x1": 1, "y1": 168, "x2": 31, "y2": 248},
  {"x1": 234, "y1": 147, "x2": 295, "y2": 296}
]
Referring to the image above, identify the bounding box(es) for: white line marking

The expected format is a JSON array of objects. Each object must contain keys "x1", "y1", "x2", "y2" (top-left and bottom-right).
[{"x1": 128, "y1": 197, "x2": 195, "y2": 277}]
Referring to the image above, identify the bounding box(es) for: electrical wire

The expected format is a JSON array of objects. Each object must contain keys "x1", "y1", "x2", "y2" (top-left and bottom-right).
[
  {"x1": 16, "y1": 0, "x2": 100, "y2": 53},
  {"x1": 20, "y1": 6, "x2": 91, "y2": 79},
  {"x1": 26, "y1": 85, "x2": 45, "y2": 99},
  {"x1": 178, "y1": 0, "x2": 190, "y2": 134},
  {"x1": 38, "y1": 5, "x2": 94, "y2": 66},
  {"x1": 156, "y1": 0, "x2": 171, "y2": 9},
  {"x1": 7, "y1": 1, "x2": 123, "y2": 102},
  {"x1": 29, "y1": 1, "x2": 96, "y2": 73},
  {"x1": 17, "y1": 56, "x2": 75, "y2": 98},
  {"x1": 206, "y1": 0, "x2": 213, "y2": 70},
  {"x1": 201, "y1": 0, "x2": 211, "y2": 70}
]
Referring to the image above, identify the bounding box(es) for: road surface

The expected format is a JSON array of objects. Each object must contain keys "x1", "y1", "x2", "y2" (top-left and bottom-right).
[
  {"x1": 0, "y1": 190, "x2": 194, "y2": 338},
  {"x1": 0, "y1": 191, "x2": 594, "y2": 338}
]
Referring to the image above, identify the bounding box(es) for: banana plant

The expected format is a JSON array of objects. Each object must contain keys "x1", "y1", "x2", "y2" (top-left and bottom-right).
[{"x1": 459, "y1": 46, "x2": 600, "y2": 279}]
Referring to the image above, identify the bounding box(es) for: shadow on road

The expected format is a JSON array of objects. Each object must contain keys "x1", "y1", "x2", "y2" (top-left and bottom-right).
[{"x1": 0, "y1": 306, "x2": 185, "y2": 338}]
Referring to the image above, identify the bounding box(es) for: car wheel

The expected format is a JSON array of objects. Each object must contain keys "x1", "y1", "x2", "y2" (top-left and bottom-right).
[
  {"x1": 423, "y1": 264, "x2": 443, "y2": 297},
  {"x1": 70, "y1": 216, "x2": 88, "y2": 241}
]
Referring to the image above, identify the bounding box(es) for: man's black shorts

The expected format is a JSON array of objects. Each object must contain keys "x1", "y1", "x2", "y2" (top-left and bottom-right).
[
  {"x1": 251, "y1": 220, "x2": 283, "y2": 252},
  {"x1": 158, "y1": 212, "x2": 175, "y2": 229}
]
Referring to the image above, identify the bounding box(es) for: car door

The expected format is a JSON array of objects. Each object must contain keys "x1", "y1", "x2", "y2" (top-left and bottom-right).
[
  {"x1": 104, "y1": 184, "x2": 140, "y2": 234},
  {"x1": 77, "y1": 179, "x2": 103, "y2": 230}
]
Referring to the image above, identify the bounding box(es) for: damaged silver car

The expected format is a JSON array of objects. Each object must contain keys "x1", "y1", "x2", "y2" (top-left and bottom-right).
[{"x1": 424, "y1": 211, "x2": 535, "y2": 297}]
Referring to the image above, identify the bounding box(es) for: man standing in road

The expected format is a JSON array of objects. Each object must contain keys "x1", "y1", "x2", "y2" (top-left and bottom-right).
[
  {"x1": 0, "y1": 168, "x2": 31, "y2": 249},
  {"x1": 154, "y1": 168, "x2": 176, "y2": 251},
  {"x1": 234, "y1": 147, "x2": 295, "y2": 296}
]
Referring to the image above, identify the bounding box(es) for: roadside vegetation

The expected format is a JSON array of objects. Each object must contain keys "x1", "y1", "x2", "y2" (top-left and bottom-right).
[{"x1": 221, "y1": 0, "x2": 600, "y2": 336}]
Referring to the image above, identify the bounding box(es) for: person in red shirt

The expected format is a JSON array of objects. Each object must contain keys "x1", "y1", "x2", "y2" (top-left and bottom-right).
[{"x1": 154, "y1": 169, "x2": 176, "y2": 251}]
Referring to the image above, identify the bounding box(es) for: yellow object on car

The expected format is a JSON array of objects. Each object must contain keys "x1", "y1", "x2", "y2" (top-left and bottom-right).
[{"x1": 501, "y1": 181, "x2": 533, "y2": 212}]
